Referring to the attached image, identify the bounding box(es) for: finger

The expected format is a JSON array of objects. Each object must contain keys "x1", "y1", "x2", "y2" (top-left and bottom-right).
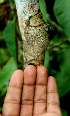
[
  {"x1": 2, "y1": 70, "x2": 24, "y2": 116},
  {"x1": 33, "y1": 66, "x2": 48, "y2": 115},
  {"x1": 47, "y1": 76, "x2": 62, "y2": 115},
  {"x1": 20, "y1": 65, "x2": 36, "y2": 116}
]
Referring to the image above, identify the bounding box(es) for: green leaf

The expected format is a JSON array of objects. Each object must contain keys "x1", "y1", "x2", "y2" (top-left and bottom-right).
[
  {"x1": 55, "y1": 48, "x2": 70, "y2": 98},
  {"x1": 0, "y1": 57, "x2": 17, "y2": 88},
  {"x1": 39, "y1": 0, "x2": 47, "y2": 23},
  {"x1": 54, "y1": 0, "x2": 70, "y2": 41},
  {"x1": 0, "y1": 31, "x2": 4, "y2": 40},
  {"x1": 0, "y1": 0, "x2": 5, "y2": 4},
  {"x1": 0, "y1": 86, "x2": 7, "y2": 112},
  {"x1": 4, "y1": 19, "x2": 16, "y2": 63},
  {"x1": 0, "y1": 48, "x2": 10, "y2": 67},
  {"x1": 58, "y1": 49, "x2": 70, "y2": 77},
  {"x1": 0, "y1": 107, "x2": 3, "y2": 112},
  {"x1": 44, "y1": 50, "x2": 49, "y2": 68},
  {"x1": 56, "y1": 71, "x2": 70, "y2": 98},
  {"x1": 61, "y1": 108, "x2": 68, "y2": 116},
  {"x1": 0, "y1": 86, "x2": 7, "y2": 97}
]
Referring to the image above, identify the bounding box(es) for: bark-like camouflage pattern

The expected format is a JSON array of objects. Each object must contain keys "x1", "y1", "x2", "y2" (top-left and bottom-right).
[{"x1": 15, "y1": 0, "x2": 49, "y2": 69}]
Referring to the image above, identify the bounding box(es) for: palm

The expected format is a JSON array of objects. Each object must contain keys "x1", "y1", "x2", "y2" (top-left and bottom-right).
[{"x1": 2, "y1": 66, "x2": 62, "y2": 116}]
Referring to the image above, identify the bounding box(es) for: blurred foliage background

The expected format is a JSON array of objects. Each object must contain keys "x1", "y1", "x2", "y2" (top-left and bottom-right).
[{"x1": 0, "y1": 0, "x2": 70, "y2": 115}]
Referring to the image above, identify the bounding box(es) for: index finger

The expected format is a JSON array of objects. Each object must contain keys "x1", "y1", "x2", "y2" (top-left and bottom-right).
[{"x1": 2, "y1": 70, "x2": 24, "y2": 116}]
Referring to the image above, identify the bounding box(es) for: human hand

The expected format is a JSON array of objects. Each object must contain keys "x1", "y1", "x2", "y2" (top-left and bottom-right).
[{"x1": 2, "y1": 65, "x2": 62, "y2": 116}]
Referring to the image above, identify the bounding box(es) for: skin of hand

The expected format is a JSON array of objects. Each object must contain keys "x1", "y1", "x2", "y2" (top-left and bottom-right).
[{"x1": 2, "y1": 65, "x2": 62, "y2": 116}]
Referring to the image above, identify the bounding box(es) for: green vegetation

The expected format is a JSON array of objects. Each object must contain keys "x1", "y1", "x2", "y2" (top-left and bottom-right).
[{"x1": 0, "y1": 0, "x2": 70, "y2": 115}]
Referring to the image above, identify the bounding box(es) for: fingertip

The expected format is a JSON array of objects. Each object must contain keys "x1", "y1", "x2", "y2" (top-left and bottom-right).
[
  {"x1": 11, "y1": 69, "x2": 24, "y2": 77},
  {"x1": 24, "y1": 65, "x2": 37, "y2": 85},
  {"x1": 9, "y1": 69, "x2": 24, "y2": 88},
  {"x1": 48, "y1": 76, "x2": 56, "y2": 82},
  {"x1": 24, "y1": 65, "x2": 37, "y2": 75},
  {"x1": 37, "y1": 66, "x2": 48, "y2": 75},
  {"x1": 36, "y1": 66, "x2": 48, "y2": 85},
  {"x1": 47, "y1": 76, "x2": 58, "y2": 93}
]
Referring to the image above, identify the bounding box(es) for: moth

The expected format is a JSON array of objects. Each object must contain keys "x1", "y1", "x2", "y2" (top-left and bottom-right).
[{"x1": 14, "y1": 0, "x2": 50, "y2": 69}]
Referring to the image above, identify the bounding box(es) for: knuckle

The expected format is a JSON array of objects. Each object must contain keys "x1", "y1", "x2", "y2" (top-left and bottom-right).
[{"x1": 47, "y1": 101, "x2": 60, "y2": 106}]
